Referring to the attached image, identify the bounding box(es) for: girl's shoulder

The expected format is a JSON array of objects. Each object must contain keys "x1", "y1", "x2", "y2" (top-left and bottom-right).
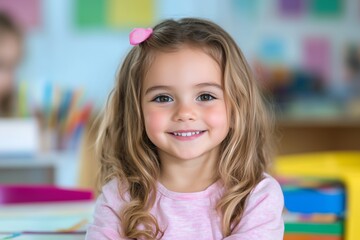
[
  {"x1": 102, "y1": 178, "x2": 120, "y2": 192},
  {"x1": 230, "y1": 172, "x2": 284, "y2": 235},
  {"x1": 246, "y1": 172, "x2": 284, "y2": 209},
  {"x1": 99, "y1": 178, "x2": 130, "y2": 207},
  {"x1": 252, "y1": 172, "x2": 283, "y2": 197},
  {"x1": 258, "y1": 172, "x2": 282, "y2": 191},
  {"x1": 87, "y1": 178, "x2": 129, "y2": 239}
]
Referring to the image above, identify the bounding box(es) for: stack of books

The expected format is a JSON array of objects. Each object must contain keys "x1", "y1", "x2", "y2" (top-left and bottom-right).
[{"x1": 279, "y1": 177, "x2": 345, "y2": 240}]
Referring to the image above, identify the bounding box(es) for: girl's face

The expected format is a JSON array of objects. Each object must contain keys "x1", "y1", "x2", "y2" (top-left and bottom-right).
[
  {"x1": 0, "y1": 33, "x2": 21, "y2": 98},
  {"x1": 141, "y1": 46, "x2": 230, "y2": 162}
]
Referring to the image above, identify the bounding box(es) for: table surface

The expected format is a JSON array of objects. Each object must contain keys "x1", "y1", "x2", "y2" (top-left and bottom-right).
[
  {"x1": 0, "y1": 234, "x2": 85, "y2": 239},
  {"x1": 0, "y1": 200, "x2": 95, "y2": 239}
]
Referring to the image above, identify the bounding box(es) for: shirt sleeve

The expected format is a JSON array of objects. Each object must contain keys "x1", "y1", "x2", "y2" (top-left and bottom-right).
[
  {"x1": 224, "y1": 174, "x2": 285, "y2": 240},
  {"x1": 85, "y1": 178, "x2": 129, "y2": 240}
]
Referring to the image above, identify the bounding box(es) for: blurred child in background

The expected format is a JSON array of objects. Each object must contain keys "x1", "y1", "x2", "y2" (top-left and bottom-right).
[{"x1": 0, "y1": 12, "x2": 22, "y2": 117}]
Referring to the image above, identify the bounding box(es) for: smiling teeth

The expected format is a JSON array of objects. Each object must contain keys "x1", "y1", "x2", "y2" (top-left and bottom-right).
[{"x1": 173, "y1": 131, "x2": 201, "y2": 136}]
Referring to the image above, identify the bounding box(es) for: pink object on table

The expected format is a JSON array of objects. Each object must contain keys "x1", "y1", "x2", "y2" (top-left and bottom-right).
[{"x1": 0, "y1": 185, "x2": 94, "y2": 204}]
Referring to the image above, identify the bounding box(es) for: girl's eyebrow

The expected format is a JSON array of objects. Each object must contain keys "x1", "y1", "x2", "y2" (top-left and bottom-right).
[{"x1": 145, "y1": 82, "x2": 222, "y2": 95}]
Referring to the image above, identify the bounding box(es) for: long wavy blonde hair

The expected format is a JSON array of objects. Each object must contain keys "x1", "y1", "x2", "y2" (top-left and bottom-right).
[{"x1": 96, "y1": 17, "x2": 276, "y2": 239}]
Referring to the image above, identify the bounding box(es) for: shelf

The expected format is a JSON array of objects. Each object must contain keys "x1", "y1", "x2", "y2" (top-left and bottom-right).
[{"x1": 277, "y1": 117, "x2": 360, "y2": 128}]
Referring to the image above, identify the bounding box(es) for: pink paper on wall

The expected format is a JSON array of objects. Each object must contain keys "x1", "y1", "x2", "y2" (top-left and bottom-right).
[
  {"x1": 302, "y1": 37, "x2": 332, "y2": 84},
  {"x1": 0, "y1": 0, "x2": 41, "y2": 31}
]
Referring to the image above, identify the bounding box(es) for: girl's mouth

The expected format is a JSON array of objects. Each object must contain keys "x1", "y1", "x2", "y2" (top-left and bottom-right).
[{"x1": 168, "y1": 130, "x2": 206, "y2": 141}]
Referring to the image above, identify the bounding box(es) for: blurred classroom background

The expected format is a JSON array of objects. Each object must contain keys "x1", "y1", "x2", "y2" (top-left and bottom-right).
[{"x1": 0, "y1": 0, "x2": 359, "y2": 239}]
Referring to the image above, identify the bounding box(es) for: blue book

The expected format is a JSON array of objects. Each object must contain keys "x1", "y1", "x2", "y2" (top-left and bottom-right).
[{"x1": 283, "y1": 185, "x2": 345, "y2": 215}]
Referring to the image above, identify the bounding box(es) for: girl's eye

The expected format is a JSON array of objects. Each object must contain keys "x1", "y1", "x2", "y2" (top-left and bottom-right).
[
  {"x1": 152, "y1": 95, "x2": 173, "y2": 102},
  {"x1": 152, "y1": 93, "x2": 216, "y2": 103},
  {"x1": 197, "y1": 94, "x2": 216, "y2": 101}
]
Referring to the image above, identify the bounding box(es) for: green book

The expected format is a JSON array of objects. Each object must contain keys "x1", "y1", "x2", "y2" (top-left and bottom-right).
[{"x1": 285, "y1": 221, "x2": 343, "y2": 235}]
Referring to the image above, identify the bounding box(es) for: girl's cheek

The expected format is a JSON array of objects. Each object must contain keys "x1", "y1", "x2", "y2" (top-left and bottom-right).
[
  {"x1": 144, "y1": 109, "x2": 169, "y2": 132},
  {"x1": 205, "y1": 105, "x2": 229, "y2": 127}
]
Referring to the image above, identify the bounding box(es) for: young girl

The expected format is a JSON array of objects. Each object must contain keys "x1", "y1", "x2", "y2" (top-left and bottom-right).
[
  {"x1": 86, "y1": 18, "x2": 284, "y2": 240},
  {"x1": 0, "y1": 12, "x2": 22, "y2": 117}
]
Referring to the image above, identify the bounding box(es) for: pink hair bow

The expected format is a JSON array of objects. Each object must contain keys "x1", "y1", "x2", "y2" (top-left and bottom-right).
[{"x1": 129, "y1": 28, "x2": 153, "y2": 45}]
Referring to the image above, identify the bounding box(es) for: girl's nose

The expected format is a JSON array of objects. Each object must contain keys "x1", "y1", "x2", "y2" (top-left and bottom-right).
[{"x1": 173, "y1": 103, "x2": 196, "y2": 122}]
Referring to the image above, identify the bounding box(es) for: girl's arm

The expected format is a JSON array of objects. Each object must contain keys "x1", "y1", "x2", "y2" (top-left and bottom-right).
[
  {"x1": 85, "y1": 178, "x2": 128, "y2": 240},
  {"x1": 224, "y1": 174, "x2": 285, "y2": 240}
]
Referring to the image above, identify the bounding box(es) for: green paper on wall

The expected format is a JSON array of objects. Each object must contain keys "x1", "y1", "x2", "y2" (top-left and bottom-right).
[
  {"x1": 310, "y1": 0, "x2": 343, "y2": 17},
  {"x1": 74, "y1": 0, "x2": 106, "y2": 28}
]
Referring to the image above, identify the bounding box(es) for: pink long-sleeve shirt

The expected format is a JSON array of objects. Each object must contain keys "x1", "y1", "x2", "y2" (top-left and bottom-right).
[{"x1": 85, "y1": 173, "x2": 284, "y2": 239}]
